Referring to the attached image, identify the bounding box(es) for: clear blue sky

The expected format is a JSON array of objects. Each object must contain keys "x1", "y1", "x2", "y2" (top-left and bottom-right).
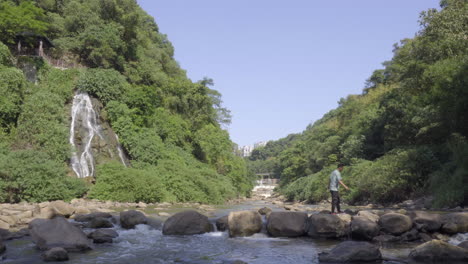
[{"x1": 137, "y1": 0, "x2": 441, "y2": 147}]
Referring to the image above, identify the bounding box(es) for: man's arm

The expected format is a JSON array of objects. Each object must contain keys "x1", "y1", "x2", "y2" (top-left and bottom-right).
[{"x1": 339, "y1": 180, "x2": 349, "y2": 190}]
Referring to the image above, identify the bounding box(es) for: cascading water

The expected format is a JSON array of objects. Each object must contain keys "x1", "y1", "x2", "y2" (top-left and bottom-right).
[
  {"x1": 69, "y1": 92, "x2": 104, "y2": 178},
  {"x1": 116, "y1": 134, "x2": 128, "y2": 167}
]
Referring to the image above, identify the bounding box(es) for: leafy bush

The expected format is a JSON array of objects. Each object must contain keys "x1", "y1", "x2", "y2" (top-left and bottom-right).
[
  {"x1": 0, "y1": 42, "x2": 12, "y2": 66},
  {"x1": 0, "y1": 66, "x2": 26, "y2": 128},
  {"x1": 76, "y1": 68, "x2": 129, "y2": 104},
  {"x1": 0, "y1": 150, "x2": 87, "y2": 203},
  {"x1": 17, "y1": 90, "x2": 70, "y2": 161},
  {"x1": 430, "y1": 134, "x2": 468, "y2": 207},
  {"x1": 88, "y1": 162, "x2": 167, "y2": 203}
]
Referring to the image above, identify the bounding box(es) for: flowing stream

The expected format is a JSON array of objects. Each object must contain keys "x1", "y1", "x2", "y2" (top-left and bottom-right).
[{"x1": 2, "y1": 199, "x2": 467, "y2": 264}]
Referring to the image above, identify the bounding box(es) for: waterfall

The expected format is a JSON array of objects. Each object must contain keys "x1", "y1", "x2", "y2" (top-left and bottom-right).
[
  {"x1": 116, "y1": 134, "x2": 128, "y2": 167},
  {"x1": 70, "y1": 92, "x2": 103, "y2": 178}
]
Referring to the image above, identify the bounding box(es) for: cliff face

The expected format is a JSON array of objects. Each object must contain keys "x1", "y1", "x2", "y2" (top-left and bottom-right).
[{"x1": 69, "y1": 92, "x2": 128, "y2": 178}]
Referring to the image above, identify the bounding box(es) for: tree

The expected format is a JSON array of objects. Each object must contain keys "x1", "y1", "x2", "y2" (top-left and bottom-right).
[{"x1": 0, "y1": 1, "x2": 49, "y2": 44}]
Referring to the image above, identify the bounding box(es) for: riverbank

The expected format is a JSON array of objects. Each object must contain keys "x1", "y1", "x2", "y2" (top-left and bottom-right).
[{"x1": 0, "y1": 195, "x2": 467, "y2": 263}]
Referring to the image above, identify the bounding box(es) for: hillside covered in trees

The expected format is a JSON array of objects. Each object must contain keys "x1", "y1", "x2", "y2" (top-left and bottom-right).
[
  {"x1": 247, "y1": 0, "x2": 467, "y2": 208},
  {"x1": 0, "y1": 0, "x2": 253, "y2": 204}
]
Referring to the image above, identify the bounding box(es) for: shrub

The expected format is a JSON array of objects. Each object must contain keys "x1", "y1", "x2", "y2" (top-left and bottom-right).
[
  {"x1": 430, "y1": 134, "x2": 468, "y2": 208},
  {"x1": 76, "y1": 68, "x2": 129, "y2": 104},
  {"x1": 0, "y1": 150, "x2": 87, "y2": 203},
  {"x1": 88, "y1": 162, "x2": 167, "y2": 203},
  {"x1": 0, "y1": 67, "x2": 26, "y2": 128}
]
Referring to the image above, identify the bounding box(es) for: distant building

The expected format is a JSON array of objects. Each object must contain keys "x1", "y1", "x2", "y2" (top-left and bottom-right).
[{"x1": 239, "y1": 141, "x2": 268, "y2": 157}]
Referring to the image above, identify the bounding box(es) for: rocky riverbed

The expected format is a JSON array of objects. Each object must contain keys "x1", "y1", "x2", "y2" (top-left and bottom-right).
[{"x1": 0, "y1": 195, "x2": 467, "y2": 263}]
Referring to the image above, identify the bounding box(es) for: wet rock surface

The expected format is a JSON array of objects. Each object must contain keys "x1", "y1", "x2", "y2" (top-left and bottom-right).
[
  {"x1": 266, "y1": 211, "x2": 308, "y2": 237},
  {"x1": 318, "y1": 241, "x2": 382, "y2": 263},
  {"x1": 163, "y1": 210, "x2": 213, "y2": 235},
  {"x1": 409, "y1": 240, "x2": 468, "y2": 262},
  {"x1": 228, "y1": 210, "x2": 262, "y2": 237},
  {"x1": 29, "y1": 216, "x2": 92, "y2": 252}
]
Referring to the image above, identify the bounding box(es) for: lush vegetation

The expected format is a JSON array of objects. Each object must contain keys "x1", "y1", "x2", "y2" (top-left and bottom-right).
[
  {"x1": 0, "y1": 0, "x2": 253, "y2": 204},
  {"x1": 248, "y1": 0, "x2": 468, "y2": 208}
]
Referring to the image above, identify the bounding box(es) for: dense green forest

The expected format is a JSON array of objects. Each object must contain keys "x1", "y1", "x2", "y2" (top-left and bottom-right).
[
  {"x1": 247, "y1": 0, "x2": 467, "y2": 208},
  {"x1": 0, "y1": 0, "x2": 253, "y2": 204}
]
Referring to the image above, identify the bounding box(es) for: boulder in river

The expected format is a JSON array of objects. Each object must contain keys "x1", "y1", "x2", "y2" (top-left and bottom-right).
[
  {"x1": 307, "y1": 214, "x2": 348, "y2": 238},
  {"x1": 378, "y1": 213, "x2": 412, "y2": 235},
  {"x1": 88, "y1": 229, "x2": 119, "y2": 243},
  {"x1": 409, "y1": 240, "x2": 468, "y2": 262},
  {"x1": 266, "y1": 211, "x2": 308, "y2": 237},
  {"x1": 42, "y1": 247, "x2": 69, "y2": 262},
  {"x1": 357, "y1": 210, "x2": 380, "y2": 223},
  {"x1": 49, "y1": 201, "x2": 75, "y2": 218},
  {"x1": 458, "y1": 241, "x2": 468, "y2": 249},
  {"x1": 74, "y1": 212, "x2": 113, "y2": 223},
  {"x1": 258, "y1": 207, "x2": 272, "y2": 216},
  {"x1": 87, "y1": 217, "x2": 113, "y2": 228},
  {"x1": 163, "y1": 210, "x2": 213, "y2": 235},
  {"x1": 350, "y1": 216, "x2": 379, "y2": 241},
  {"x1": 410, "y1": 211, "x2": 441, "y2": 232},
  {"x1": 120, "y1": 210, "x2": 147, "y2": 229},
  {"x1": 441, "y1": 212, "x2": 468, "y2": 234},
  {"x1": 228, "y1": 210, "x2": 262, "y2": 237},
  {"x1": 216, "y1": 215, "x2": 229, "y2": 232},
  {"x1": 29, "y1": 216, "x2": 92, "y2": 252},
  {"x1": 318, "y1": 241, "x2": 382, "y2": 263},
  {"x1": 0, "y1": 240, "x2": 5, "y2": 255}
]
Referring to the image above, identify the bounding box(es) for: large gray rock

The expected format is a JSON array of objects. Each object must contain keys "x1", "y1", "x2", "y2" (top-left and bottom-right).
[
  {"x1": 216, "y1": 215, "x2": 229, "y2": 232},
  {"x1": 42, "y1": 247, "x2": 69, "y2": 262},
  {"x1": 409, "y1": 240, "x2": 468, "y2": 262},
  {"x1": 29, "y1": 217, "x2": 92, "y2": 252},
  {"x1": 0, "y1": 240, "x2": 5, "y2": 255},
  {"x1": 318, "y1": 241, "x2": 382, "y2": 263},
  {"x1": 120, "y1": 210, "x2": 147, "y2": 229},
  {"x1": 459, "y1": 241, "x2": 468, "y2": 249},
  {"x1": 378, "y1": 213, "x2": 412, "y2": 235},
  {"x1": 74, "y1": 212, "x2": 113, "y2": 223},
  {"x1": 258, "y1": 207, "x2": 272, "y2": 216},
  {"x1": 88, "y1": 229, "x2": 119, "y2": 243},
  {"x1": 163, "y1": 210, "x2": 213, "y2": 235},
  {"x1": 410, "y1": 211, "x2": 441, "y2": 232},
  {"x1": 228, "y1": 210, "x2": 262, "y2": 237},
  {"x1": 441, "y1": 212, "x2": 468, "y2": 234},
  {"x1": 307, "y1": 214, "x2": 347, "y2": 238},
  {"x1": 357, "y1": 210, "x2": 380, "y2": 223},
  {"x1": 49, "y1": 201, "x2": 75, "y2": 218},
  {"x1": 266, "y1": 212, "x2": 308, "y2": 237},
  {"x1": 350, "y1": 216, "x2": 379, "y2": 241},
  {"x1": 87, "y1": 217, "x2": 113, "y2": 228}
]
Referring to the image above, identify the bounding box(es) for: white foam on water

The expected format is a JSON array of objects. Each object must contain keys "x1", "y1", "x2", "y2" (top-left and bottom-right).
[
  {"x1": 448, "y1": 232, "x2": 468, "y2": 245},
  {"x1": 240, "y1": 233, "x2": 289, "y2": 241}
]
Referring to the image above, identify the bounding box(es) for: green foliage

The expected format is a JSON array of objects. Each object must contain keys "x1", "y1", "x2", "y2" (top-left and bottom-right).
[
  {"x1": 0, "y1": 42, "x2": 13, "y2": 66},
  {"x1": 430, "y1": 134, "x2": 468, "y2": 207},
  {"x1": 76, "y1": 68, "x2": 129, "y2": 104},
  {"x1": 274, "y1": 2, "x2": 468, "y2": 207},
  {"x1": 0, "y1": 66, "x2": 26, "y2": 129},
  {"x1": 88, "y1": 162, "x2": 166, "y2": 203},
  {"x1": 15, "y1": 67, "x2": 78, "y2": 162},
  {"x1": 151, "y1": 107, "x2": 192, "y2": 151},
  {"x1": 0, "y1": 1, "x2": 49, "y2": 44},
  {"x1": 0, "y1": 150, "x2": 87, "y2": 203},
  {"x1": 0, "y1": 0, "x2": 252, "y2": 205}
]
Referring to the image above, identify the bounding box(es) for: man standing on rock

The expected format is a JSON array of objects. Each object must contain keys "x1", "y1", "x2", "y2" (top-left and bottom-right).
[{"x1": 329, "y1": 163, "x2": 349, "y2": 214}]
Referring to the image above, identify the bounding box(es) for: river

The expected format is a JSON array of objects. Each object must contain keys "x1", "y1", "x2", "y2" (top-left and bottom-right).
[{"x1": 2, "y1": 193, "x2": 467, "y2": 263}]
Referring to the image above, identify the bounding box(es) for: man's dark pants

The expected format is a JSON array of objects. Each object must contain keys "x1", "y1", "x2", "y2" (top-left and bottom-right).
[{"x1": 330, "y1": 190, "x2": 340, "y2": 213}]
